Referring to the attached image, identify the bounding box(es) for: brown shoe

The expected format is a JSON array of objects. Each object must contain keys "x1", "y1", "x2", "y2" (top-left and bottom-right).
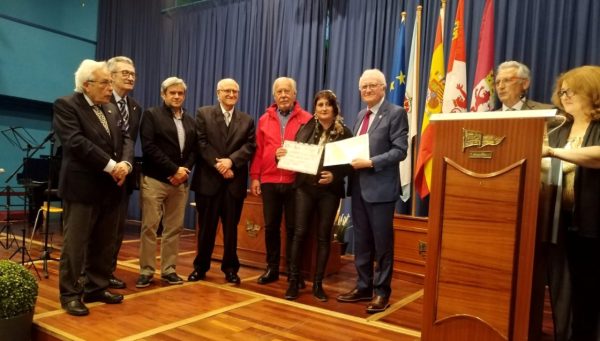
[
  {"x1": 336, "y1": 288, "x2": 373, "y2": 302},
  {"x1": 366, "y1": 295, "x2": 390, "y2": 313}
]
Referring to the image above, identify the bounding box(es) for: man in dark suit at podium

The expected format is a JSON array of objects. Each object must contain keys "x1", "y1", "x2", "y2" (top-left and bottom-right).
[
  {"x1": 106, "y1": 56, "x2": 143, "y2": 289},
  {"x1": 337, "y1": 69, "x2": 408, "y2": 313},
  {"x1": 53, "y1": 59, "x2": 133, "y2": 316},
  {"x1": 188, "y1": 78, "x2": 256, "y2": 285}
]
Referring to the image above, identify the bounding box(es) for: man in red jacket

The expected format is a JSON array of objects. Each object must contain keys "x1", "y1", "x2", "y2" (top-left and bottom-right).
[{"x1": 250, "y1": 77, "x2": 311, "y2": 285}]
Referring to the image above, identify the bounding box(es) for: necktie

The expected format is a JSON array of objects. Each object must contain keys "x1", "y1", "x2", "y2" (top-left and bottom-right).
[
  {"x1": 358, "y1": 110, "x2": 372, "y2": 135},
  {"x1": 224, "y1": 111, "x2": 231, "y2": 126},
  {"x1": 118, "y1": 98, "x2": 129, "y2": 131},
  {"x1": 92, "y1": 105, "x2": 111, "y2": 136}
]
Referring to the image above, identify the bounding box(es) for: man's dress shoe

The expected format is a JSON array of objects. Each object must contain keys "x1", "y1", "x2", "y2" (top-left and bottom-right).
[
  {"x1": 108, "y1": 275, "x2": 126, "y2": 289},
  {"x1": 225, "y1": 272, "x2": 241, "y2": 284},
  {"x1": 187, "y1": 270, "x2": 206, "y2": 282},
  {"x1": 83, "y1": 290, "x2": 124, "y2": 304},
  {"x1": 366, "y1": 295, "x2": 390, "y2": 313},
  {"x1": 61, "y1": 300, "x2": 89, "y2": 316},
  {"x1": 257, "y1": 268, "x2": 279, "y2": 284},
  {"x1": 336, "y1": 288, "x2": 373, "y2": 302}
]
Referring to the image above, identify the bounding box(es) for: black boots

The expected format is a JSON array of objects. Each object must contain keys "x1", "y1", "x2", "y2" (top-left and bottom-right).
[
  {"x1": 285, "y1": 280, "x2": 299, "y2": 300},
  {"x1": 312, "y1": 282, "x2": 328, "y2": 302}
]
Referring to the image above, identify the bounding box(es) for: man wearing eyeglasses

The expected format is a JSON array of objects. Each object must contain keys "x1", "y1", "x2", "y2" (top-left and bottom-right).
[
  {"x1": 106, "y1": 56, "x2": 143, "y2": 290},
  {"x1": 495, "y1": 61, "x2": 552, "y2": 111},
  {"x1": 188, "y1": 78, "x2": 256, "y2": 285},
  {"x1": 497, "y1": 60, "x2": 570, "y2": 340},
  {"x1": 250, "y1": 77, "x2": 312, "y2": 285},
  {"x1": 337, "y1": 69, "x2": 408, "y2": 314},
  {"x1": 53, "y1": 59, "x2": 133, "y2": 316}
]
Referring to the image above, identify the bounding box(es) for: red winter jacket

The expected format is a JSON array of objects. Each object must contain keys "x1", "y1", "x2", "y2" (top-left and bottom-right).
[{"x1": 250, "y1": 101, "x2": 312, "y2": 184}]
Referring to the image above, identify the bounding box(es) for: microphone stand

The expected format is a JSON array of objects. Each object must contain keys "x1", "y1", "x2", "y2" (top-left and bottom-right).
[{"x1": 37, "y1": 136, "x2": 60, "y2": 278}]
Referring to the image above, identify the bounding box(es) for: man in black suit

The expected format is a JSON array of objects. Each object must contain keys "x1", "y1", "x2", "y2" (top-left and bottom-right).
[
  {"x1": 53, "y1": 59, "x2": 133, "y2": 316},
  {"x1": 136, "y1": 77, "x2": 196, "y2": 288},
  {"x1": 106, "y1": 56, "x2": 143, "y2": 289},
  {"x1": 188, "y1": 78, "x2": 256, "y2": 284}
]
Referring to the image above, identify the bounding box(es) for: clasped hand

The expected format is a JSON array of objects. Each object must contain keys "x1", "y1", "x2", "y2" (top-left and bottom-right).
[
  {"x1": 111, "y1": 161, "x2": 130, "y2": 186},
  {"x1": 215, "y1": 158, "x2": 234, "y2": 179},
  {"x1": 168, "y1": 167, "x2": 190, "y2": 186}
]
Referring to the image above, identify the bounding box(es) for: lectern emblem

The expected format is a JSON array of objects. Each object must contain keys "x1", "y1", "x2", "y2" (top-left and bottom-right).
[
  {"x1": 245, "y1": 220, "x2": 261, "y2": 238},
  {"x1": 462, "y1": 128, "x2": 505, "y2": 158}
]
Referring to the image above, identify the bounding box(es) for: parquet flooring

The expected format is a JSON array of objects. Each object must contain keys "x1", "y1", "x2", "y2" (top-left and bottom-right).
[{"x1": 0, "y1": 219, "x2": 555, "y2": 340}]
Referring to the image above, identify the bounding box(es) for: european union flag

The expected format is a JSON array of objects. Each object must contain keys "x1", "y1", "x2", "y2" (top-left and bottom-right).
[{"x1": 388, "y1": 15, "x2": 407, "y2": 106}]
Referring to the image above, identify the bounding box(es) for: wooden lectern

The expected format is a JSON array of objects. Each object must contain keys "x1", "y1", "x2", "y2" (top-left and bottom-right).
[{"x1": 421, "y1": 110, "x2": 556, "y2": 341}]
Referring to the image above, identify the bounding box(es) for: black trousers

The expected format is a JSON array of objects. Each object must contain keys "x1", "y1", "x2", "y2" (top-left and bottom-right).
[
  {"x1": 193, "y1": 190, "x2": 243, "y2": 274},
  {"x1": 59, "y1": 199, "x2": 119, "y2": 303},
  {"x1": 567, "y1": 232, "x2": 600, "y2": 341},
  {"x1": 260, "y1": 183, "x2": 295, "y2": 271},
  {"x1": 111, "y1": 190, "x2": 130, "y2": 274},
  {"x1": 289, "y1": 185, "x2": 339, "y2": 282}
]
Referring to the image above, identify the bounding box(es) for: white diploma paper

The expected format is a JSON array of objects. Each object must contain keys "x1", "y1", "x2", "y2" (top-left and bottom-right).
[
  {"x1": 323, "y1": 134, "x2": 370, "y2": 166},
  {"x1": 277, "y1": 140, "x2": 324, "y2": 175}
]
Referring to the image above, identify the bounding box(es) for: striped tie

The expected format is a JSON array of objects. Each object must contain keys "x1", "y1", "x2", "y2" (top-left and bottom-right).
[{"x1": 118, "y1": 98, "x2": 129, "y2": 131}]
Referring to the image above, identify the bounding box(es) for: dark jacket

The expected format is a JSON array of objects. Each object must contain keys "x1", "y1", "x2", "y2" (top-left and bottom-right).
[
  {"x1": 140, "y1": 103, "x2": 197, "y2": 184},
  {"x1": 293, "y1": 118, "x2": 353, "y2": 198},
  {"x1": 549, "y1": 119, "x2": 600, "y2": 238}
]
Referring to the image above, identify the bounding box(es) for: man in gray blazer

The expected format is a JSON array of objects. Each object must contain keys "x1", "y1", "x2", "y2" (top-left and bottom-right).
[
  {"x1": 53, "y1": 59, "x2": 133, "y2": 316},
  {"x1": 188, "y1": 78, "x2": 256, "y2": 285},
  {"x1": 337, "y1": 69, "x2": 408, "y2": 313}
]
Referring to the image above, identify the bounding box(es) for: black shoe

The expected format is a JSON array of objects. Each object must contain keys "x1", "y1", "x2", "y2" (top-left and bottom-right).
[
  {"x1": 285, "y1": 281, "x2": 299, "y2": 300},
  {"x1": 366, "y1": 295, "x2": 390, "y2": 313},
  {"x1": 187, "y1": 270, "x2": 206, "y2": 282},
  {"x1": 136, "y1": 274, "x2": 153, "y2": 288},
  {"x1": 82, "y1": 290, "x2": 124, "y2": 304},
  {"x1": 257, "y1": 267, "x2": 279, "y2": 284},
  {"x1": 312, "y1": 282, "x2": 328, "y2": 302},
  {"x1": 108, "y1": 275, "x2": 126, "y2": 289},
  {"x1": 61, "y1": 299, "x2": 89, "y2": 316},
  {"x1": 225, "y1": 272, "x2": 241, "y2": 284},
  {"x1": 161, "y1": 273, "x2": 184, "y2": 285}
]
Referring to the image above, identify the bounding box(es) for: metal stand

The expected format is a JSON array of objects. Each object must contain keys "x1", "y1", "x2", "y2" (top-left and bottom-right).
[
  {"x1": 10, "y1": 228, "x2": 40, "y2": 279},
  {"x1": 0, "y1": 186, "x2": 19, "y2": 250},
  {"x1": 37, "y1": 137, "x2": 60, "y2": 278}
]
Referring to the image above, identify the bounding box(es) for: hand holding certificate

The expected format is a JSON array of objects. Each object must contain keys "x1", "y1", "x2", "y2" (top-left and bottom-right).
[
  {"x1": 323, "y1": 134, "x2": 370, "y2": 166},
  {"x1": 277, "y1": 140, "x2": 324, "y2": 175}
]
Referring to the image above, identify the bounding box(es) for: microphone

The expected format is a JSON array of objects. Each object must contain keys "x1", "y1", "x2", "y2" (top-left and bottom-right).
[{"x1": 547, "y1": 114, "x2": 567, "y2": 135}]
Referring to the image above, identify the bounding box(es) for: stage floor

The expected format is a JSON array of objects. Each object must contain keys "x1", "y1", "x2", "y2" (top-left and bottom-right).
[{"x1": 0, "y1": 220, "x2": 554, "y2": 340}]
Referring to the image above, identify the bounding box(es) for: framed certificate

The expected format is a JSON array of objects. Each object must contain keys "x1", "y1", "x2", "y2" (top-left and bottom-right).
[{"x1": 277, "y1": 140, "x2": 324, "y2": 175}]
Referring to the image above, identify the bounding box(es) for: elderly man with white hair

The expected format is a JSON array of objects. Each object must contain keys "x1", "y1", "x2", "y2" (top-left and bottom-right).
[{"x1": 53, "y1": 59, "x2": 133, "y2": 316}]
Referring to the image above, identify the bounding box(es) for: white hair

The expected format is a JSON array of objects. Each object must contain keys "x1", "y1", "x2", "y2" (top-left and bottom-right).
[
  {"x1": 161, "y1": 77, "x2": 187, "y2": 93},
  {"x1": 272, "y1": 77, "x2": 297, "y2": 95},
  {"x1": 359, "y1": 69, "x2": 387, "y2": 87},
  {"x1": 497, "y1": 61, "x2": 531, "y2": 80},
  {"x1": 217, "y1": 78, "x2": 240, "y2": 90},
  {"x1": 74, "y1": 59, "x2": 107, "y2": 93}
]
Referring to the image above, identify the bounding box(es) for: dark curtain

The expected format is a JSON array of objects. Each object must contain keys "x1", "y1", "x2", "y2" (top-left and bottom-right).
[{"x1": 98, "y1": 0, "x2": 600, "y2": 220}]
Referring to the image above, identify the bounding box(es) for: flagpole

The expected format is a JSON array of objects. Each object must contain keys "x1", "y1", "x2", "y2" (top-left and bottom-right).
[{"x1": 410, "y1": 5, "x2": 422, "y2": 216}]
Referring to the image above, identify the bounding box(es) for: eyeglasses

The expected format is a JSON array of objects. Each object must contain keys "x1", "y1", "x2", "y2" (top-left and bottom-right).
[
  {"x1": 557, "y1": 88, "x2": 575, "y2": 99},
  {"x1": 113, "y1": 70, "x2": 136, "y2": 78},
  {"x1": 87, "y1": 80, "x2": 113, "y2": 87},
  {"x1": 359, "y1": 83, "x2": 383, "y2": 91},
  {"x1": 275, "y1": 88, "x2": 293, "y2": 96},
  {"x1": 494, "y1": 77, "x2": 524, "y2": 87},
  {"x1": 218, "y1": 89, "x2": 239, "y2": 94}
]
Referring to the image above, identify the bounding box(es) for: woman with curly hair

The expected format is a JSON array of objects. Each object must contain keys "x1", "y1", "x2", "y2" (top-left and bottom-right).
[{"x1": 543, "y1": 65, "x2": 600, "y2": 340}]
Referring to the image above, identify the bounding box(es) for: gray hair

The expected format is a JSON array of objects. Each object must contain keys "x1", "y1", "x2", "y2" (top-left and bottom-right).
[
  {"x1": 272, "y1": 77, "x2": 297, "y2": 95},
  {"x1": 359, "y1": 69, "x2": 387, "y2": 88},
  {"x1": 161, "y1": 77, "x2": 187, "y2": 93},
  {"x1": 497, "y1": 61, "x2": 531, "y2": 80},
  {"x1": 107, "y1": 56, "x2": 134, "y2": 72},
  {"x1": 74, "y1": 59, "x2": 107, "y2": 93}
]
